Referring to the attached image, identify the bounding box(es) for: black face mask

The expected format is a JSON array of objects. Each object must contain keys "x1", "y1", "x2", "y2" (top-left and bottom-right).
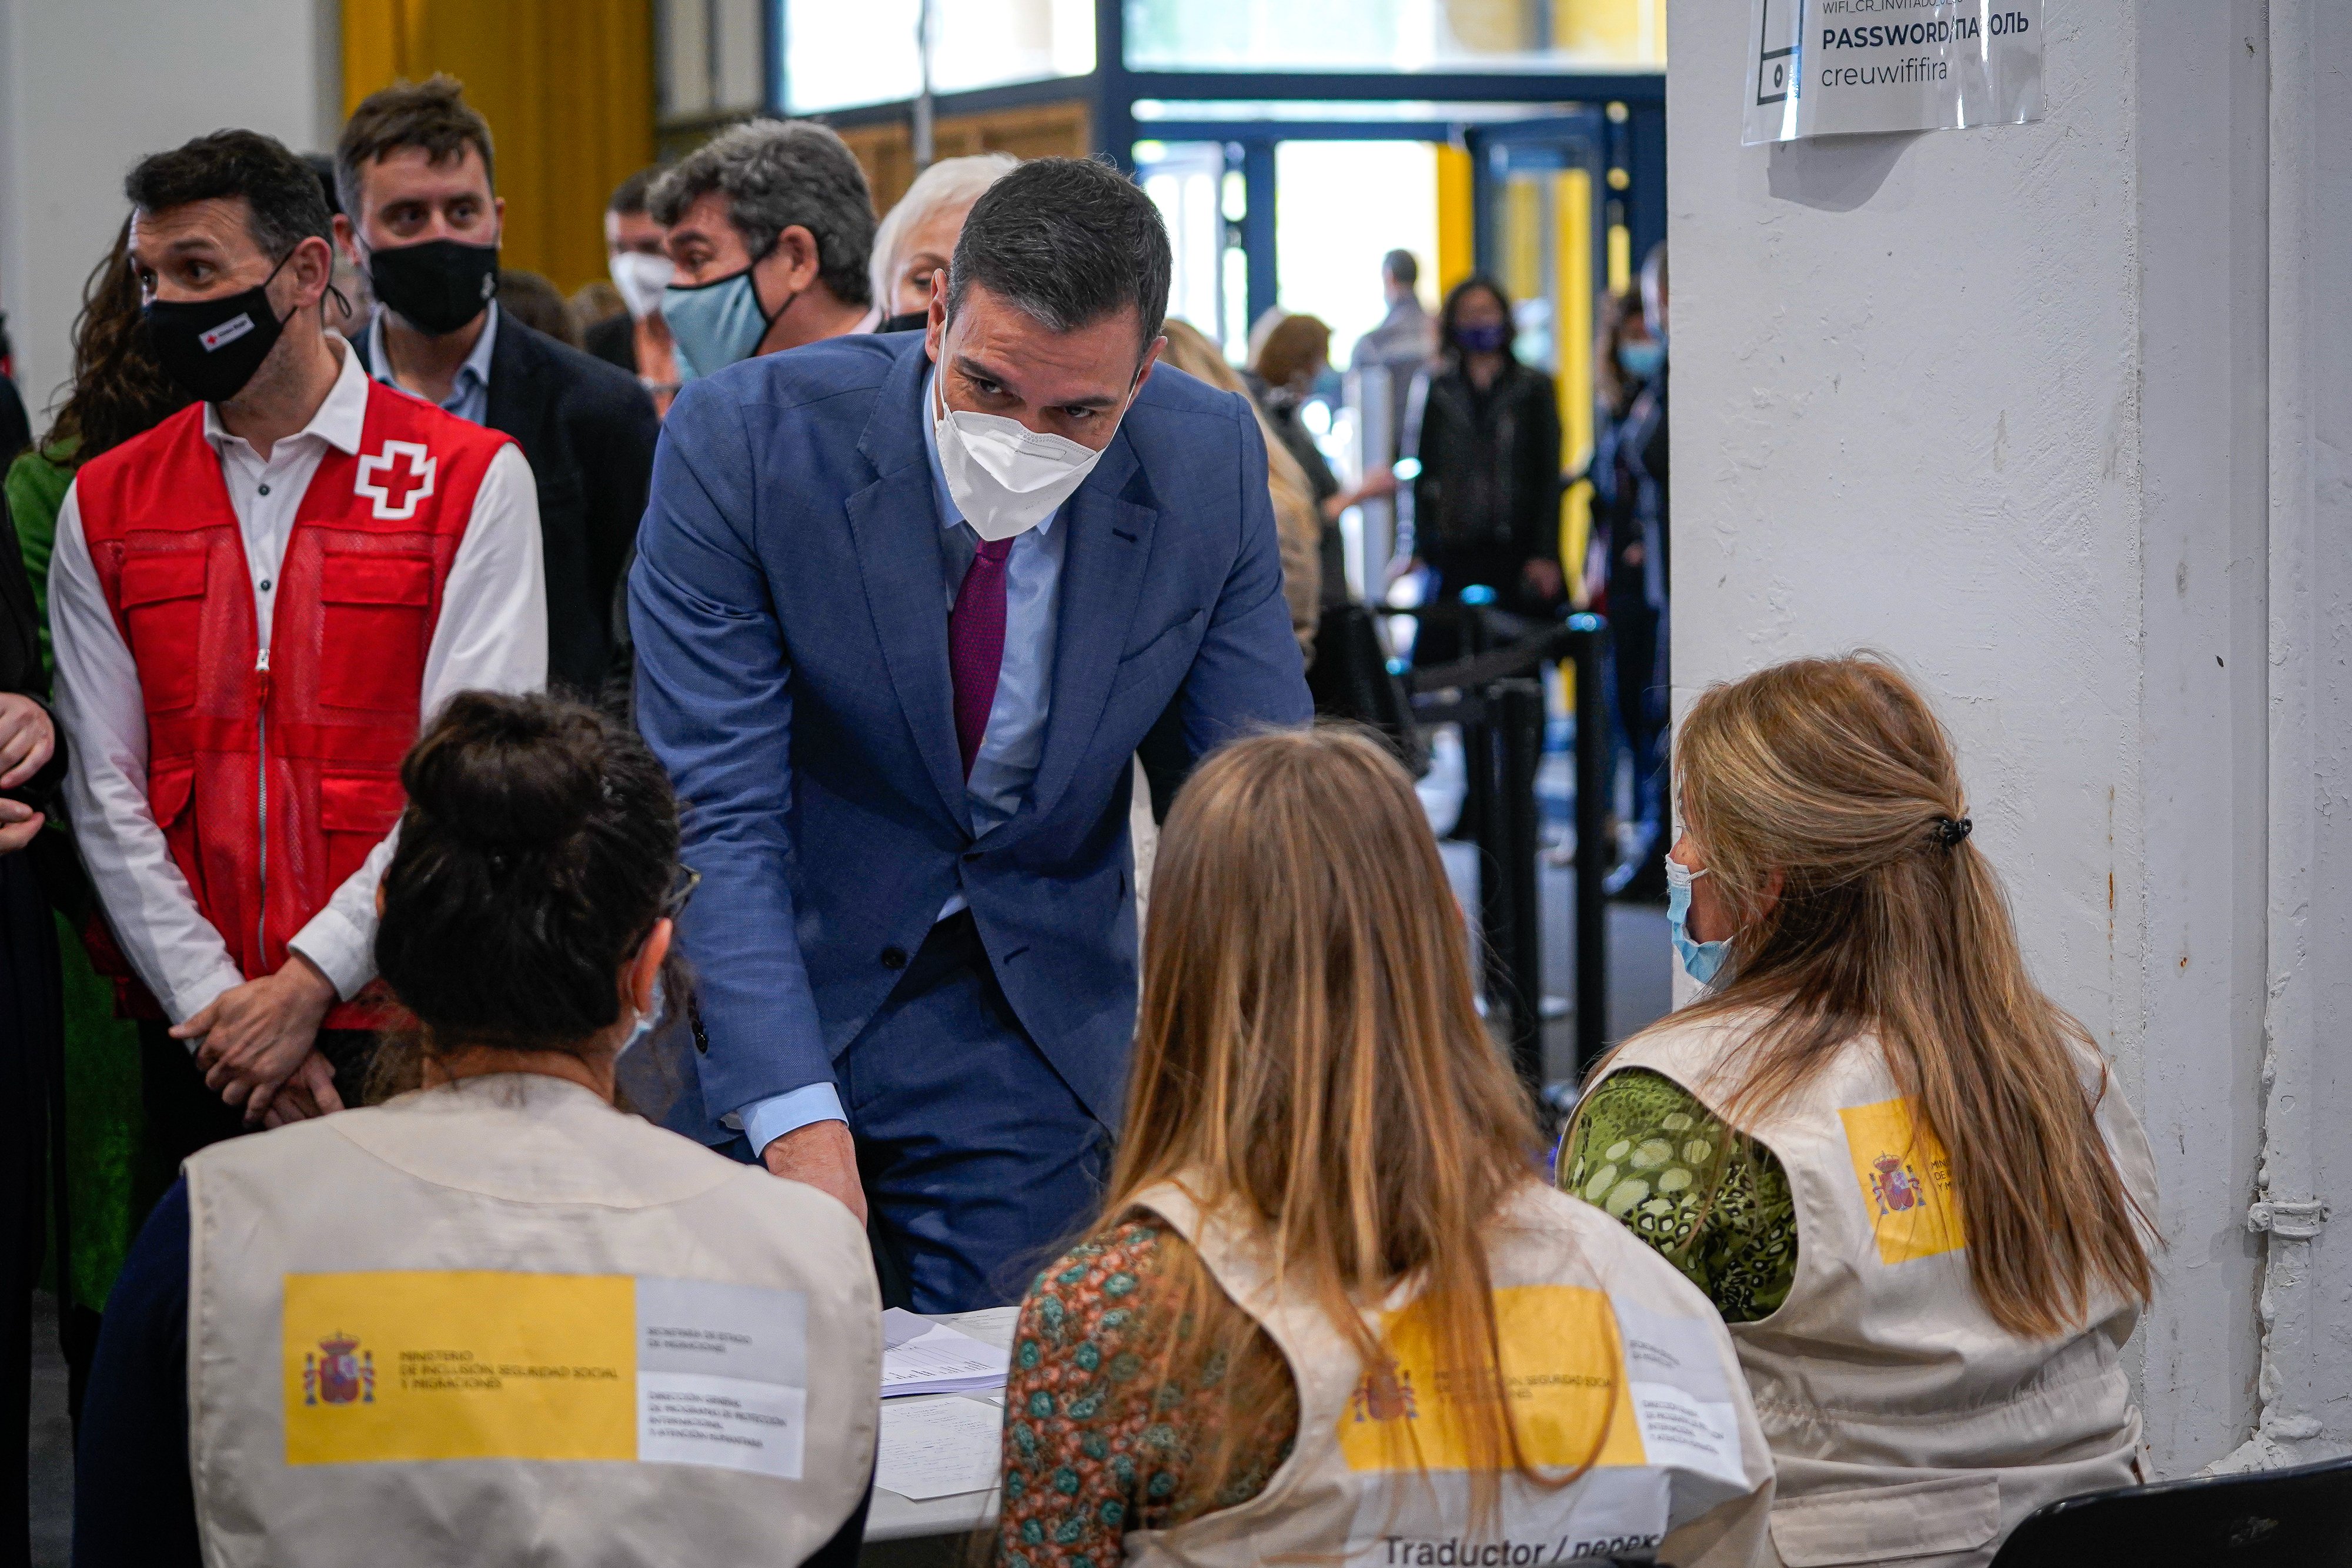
[
  {"x1": 368, "y1": 238, "x2": 499, "y2": 336},
  {"x1": 141, "y1": 252, "x2": 293, "y2": 404}
]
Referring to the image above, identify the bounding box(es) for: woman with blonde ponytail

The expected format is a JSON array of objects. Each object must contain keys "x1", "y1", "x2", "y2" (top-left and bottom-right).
[
  {"x1": 997, "y1": 727, "x2": 1773, "y2": 1568},
  {"x1": 1561, "y1": 654, "x2": 2158, "y2": 1568}
]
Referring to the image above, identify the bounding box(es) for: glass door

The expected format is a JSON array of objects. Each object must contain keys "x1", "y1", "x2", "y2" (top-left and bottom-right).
[{"x1": 1463, "y1": 114, "x2": 1608, "y2": 608}]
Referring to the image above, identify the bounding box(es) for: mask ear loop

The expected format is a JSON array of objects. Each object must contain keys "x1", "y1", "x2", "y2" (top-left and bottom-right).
[
  {"x1": 750, "y1": 238, "x2": 799, "y2": 344},
  {"x1": 324, "y1": 281, "x2": 353, "y2": 323},
  {"x1": 250, "y1": 246, "x2": 305, "y2": 333}
]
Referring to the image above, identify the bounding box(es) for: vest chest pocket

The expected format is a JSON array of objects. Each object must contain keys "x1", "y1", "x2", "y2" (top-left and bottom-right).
[
  {"x1": 319, "y1": 557, "x2": 434, "y2": 713},
  {"x1": 118, "y1": 553, "x2": 211, "y2": 714},
  {"x1": 319, "y1": 773, "x2": 406, "y2": 891}
]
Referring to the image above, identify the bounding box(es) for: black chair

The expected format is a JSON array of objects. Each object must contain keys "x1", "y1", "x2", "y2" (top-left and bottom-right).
[{"x1": 1990, "y1": 1454, "x2": 2352, "y2": 1566}]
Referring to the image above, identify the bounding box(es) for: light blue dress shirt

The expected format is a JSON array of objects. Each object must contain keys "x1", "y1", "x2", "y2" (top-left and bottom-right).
[
  {"x1": 736, "y1": 369, "x2": 1070, "y2": 1155},
  {"x1": 365, "y1": 300, "x2": 498, "y2": 425}
]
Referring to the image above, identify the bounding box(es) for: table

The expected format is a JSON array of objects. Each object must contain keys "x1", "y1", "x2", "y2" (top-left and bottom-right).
[{"x1": 865, "y1": 1305, "x2": 1019, "y2": 1544}]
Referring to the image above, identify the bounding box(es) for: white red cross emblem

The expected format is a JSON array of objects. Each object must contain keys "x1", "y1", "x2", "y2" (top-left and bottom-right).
[{"x1": 354, "y1": 439, "x2": 437, "y2": 521}]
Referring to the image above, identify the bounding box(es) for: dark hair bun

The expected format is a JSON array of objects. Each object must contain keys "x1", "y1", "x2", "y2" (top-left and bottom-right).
[
  {"x1": 377, "y1": 690, "x2": 679, "y2": 1052},
  {"x1": 402, "y1": 690, "x2": 602, "y2": 855}
]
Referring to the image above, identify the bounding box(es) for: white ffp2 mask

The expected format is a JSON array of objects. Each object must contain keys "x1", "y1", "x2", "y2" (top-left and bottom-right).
[
  {"x1": 609, "y1": 250, "x2": 675, "y2": 321},
  {"x1": 930, "y1": 372, "x2": 1115, "y2": 543}
]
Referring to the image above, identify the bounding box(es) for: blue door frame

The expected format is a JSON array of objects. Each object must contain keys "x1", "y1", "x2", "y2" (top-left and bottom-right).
[{"x1": 797, "y1": 0, "x2": 1666, "y2": 327}]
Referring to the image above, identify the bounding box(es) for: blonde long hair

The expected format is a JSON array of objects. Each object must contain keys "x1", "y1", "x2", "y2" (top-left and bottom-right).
[
  {"x1": 1644, "y1": 654, "x2": 2154, "y2": 1337},
  {"x1": 1106, "y1": 726, "x2": 1561, "y2": 1513}
]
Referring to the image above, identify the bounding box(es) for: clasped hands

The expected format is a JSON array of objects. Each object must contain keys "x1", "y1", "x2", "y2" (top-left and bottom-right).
[{"x1": 175, "y1": 951, "x2": 345, "y2": 1126}]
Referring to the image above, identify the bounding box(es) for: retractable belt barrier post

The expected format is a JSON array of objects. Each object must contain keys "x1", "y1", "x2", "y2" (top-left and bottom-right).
[
  {"x1": 1400, "y1": 609, "x2": 1611, "y2": 1098},
  {"x1": 1570, "y1": 617, "x2": 1608, "y2": 1078}
]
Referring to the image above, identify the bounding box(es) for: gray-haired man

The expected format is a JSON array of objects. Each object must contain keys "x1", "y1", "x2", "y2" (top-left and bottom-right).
[{"x1": 653, "y1": 119, "x2": 880, "y2": 378}]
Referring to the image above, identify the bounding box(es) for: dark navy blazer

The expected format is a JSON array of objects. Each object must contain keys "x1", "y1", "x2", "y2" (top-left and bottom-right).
[{"x1": 628, "y1": 332, "x2": 1312, "y2": 1140}]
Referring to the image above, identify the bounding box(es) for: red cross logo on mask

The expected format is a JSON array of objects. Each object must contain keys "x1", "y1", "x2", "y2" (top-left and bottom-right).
[{"x1": 354, "y1": 439, "x2": 437, "y2": 521}]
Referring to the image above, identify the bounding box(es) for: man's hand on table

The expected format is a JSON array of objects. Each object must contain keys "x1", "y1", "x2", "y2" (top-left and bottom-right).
[{"x1": 762, "y1": 1118, "x2": 868, "y2": 1223}]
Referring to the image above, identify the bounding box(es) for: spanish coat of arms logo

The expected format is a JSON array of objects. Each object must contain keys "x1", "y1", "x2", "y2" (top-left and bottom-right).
[
  {"x1": 303, "y1": 1332, "x2": 376, "y2": 1406},
  {"x1": 1348, "y1": 1360, "x2": 1418, "y2": 1425},
  {"x1": 1869, "y1": 1153, "x2": 1925, "y2": 1216}
]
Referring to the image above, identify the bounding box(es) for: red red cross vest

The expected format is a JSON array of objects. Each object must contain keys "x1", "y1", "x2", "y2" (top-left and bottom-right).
[{"x1": 74, "y1": 384, "x2": 513, "y2": 1028}]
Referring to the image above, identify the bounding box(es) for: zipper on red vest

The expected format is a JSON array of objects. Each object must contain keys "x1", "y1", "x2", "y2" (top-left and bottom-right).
[{"x1": 255, "y1": 647, "x2": 270, "y2": 968}]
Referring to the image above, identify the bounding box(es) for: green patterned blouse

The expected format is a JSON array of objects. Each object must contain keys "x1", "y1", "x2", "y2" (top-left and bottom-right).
[{"x1": 1557, "y1": 1067, "x2": 1800, "y2": 1323}]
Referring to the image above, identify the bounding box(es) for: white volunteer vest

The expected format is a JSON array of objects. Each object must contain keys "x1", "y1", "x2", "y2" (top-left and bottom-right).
[
  {"x1": 1596, "y1": 1014, "x2": 2159, "y2": 1568},
  {"x1": 185, "y1": 1074, "x2": 881, "y2": 1568},
  {"x1": 1122, "y1": 1177, "x2": 1776, "y2": 1568}
]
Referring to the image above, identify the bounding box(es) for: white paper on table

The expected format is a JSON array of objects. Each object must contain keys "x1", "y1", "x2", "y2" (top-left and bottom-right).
[
  {"x1": 875, "y1": 1396, "x2": 1007, "y2": 1500},
  {"x1": 881, "y1": 1308, "x2": 1012, "y2": 1398}
]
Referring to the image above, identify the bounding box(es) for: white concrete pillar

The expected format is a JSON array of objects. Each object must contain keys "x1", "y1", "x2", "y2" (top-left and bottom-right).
[
  {"x1": 0, "y1": 0, "x2": 340, "y2": 427},
  {"x1": 1666, "y1": 0, "x2": 2348, "y2": 1475}
]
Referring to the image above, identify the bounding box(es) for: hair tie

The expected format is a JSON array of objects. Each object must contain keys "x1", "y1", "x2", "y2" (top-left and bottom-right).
[{"x1": 1932, "y1": 815, "x2": 1973, "y2": 848}]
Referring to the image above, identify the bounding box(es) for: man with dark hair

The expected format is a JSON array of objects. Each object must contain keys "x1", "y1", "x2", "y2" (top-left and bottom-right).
[
  {"x1": 48, "y1": 128, "x2": 545, "y2": 1152},
  {"x1": 335, "y1": 75, "x2": 659, "y2": 696},
  {"x1": 649, "y1": 119, "x2": 878, "y2": 379},
  {"x1": 631, "y1": 156, "x2": 1311, "y2": 1312},
  {"x1": 584, "y1": 165, "x2": 679, "y2": 409}
]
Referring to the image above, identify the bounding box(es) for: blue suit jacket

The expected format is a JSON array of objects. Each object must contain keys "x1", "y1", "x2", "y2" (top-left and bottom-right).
[{"x1": 630, "y1": 332, "x2": 1312, "y2": 1141}]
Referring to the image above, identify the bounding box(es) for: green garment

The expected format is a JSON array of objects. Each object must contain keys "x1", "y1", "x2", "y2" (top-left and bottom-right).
[
  {"x1": 1559, "y1": 1067, "x2": 1800, "y2": 1323},
  {"x1": 9, "y1": 438, "x2": 144, "y2": 1311},
  {"x1": 6, "y1": 440, "x2": 74, "y2": 666}
]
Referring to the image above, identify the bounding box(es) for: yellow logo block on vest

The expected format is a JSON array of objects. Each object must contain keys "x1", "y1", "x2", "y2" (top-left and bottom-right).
[
  {"x1": 284, "y1": 1271, "x2": 636, "y2": 1465},
  {"x1": 1337, "y1": 1285, "x2": 1643, "y2": 1473},
  {"x1": 1839, "y1": 1096, "x2": 1966, "y2": 1265}
]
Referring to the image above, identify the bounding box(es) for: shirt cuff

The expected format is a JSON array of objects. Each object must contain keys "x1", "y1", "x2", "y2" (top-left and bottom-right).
[
  {"x1": 734, "y1": 1084, "x2": 848, "y2": 1159},
  {"x1": 285, "y1": 906, "x2": 377, "y2": 1002},
  {"x1": 172, "y1": 961, "x2": 255, "y2": 1041}
]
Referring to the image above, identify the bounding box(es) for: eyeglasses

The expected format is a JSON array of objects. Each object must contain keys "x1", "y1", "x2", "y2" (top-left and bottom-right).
[{"x1": 661, "y1": 864, "x2": 701, "y2": 922}]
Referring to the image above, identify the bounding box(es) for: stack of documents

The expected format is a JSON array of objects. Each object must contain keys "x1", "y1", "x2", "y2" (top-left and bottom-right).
[
  {"x1": 875, "y1": 1397, "x2": 1006, "y2": 1500},
  {"x1": 880, "y1": 1308, "x2": 1013, "y2": 1399}
]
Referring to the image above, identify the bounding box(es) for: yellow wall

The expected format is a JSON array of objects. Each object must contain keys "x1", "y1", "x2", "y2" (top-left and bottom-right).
[
  {"x1": 1556, "y1": 0, "x2": 1667, "y2": 62},
  {"x1": 1435, "y1": 143, "x2": 1475, "y2": 301},
  {"x1": 837, "y1": 103, "x2": 1090, "y2": 218},
  {"x1": 342, "y1": 0, "x2": 653, "y2": 293}
]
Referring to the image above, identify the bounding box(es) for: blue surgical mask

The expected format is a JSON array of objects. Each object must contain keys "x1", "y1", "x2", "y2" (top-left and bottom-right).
[
  {"x1": 1454, "y1": 322, "x2": 1509, "y2": 356},
  {"x1": 1617, "y1": 337, "x2": 1665, "y2": 382},
  {"x1": 619, "y1": 974, "x2": 667, "y2": 1061},
  {"x1": 1665, "y1": 858, "x2": 1732, "y2": 986},
  {"x1": 663, "y1": 266, "x2": 785, "y2": 381}
]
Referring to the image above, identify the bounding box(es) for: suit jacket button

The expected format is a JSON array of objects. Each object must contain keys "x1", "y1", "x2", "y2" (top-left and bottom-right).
[
  {"x1": 880, "y1": 946, "x2": 908, "y2": 970},
  {"x1": 963, "y1": 850, "x2": 983, "y2": 863}
]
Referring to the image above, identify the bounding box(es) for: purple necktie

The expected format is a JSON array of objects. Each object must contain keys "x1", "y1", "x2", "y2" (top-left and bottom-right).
[{"x1": 948, "y1": 537, "x2": 1014, "y2": 778}]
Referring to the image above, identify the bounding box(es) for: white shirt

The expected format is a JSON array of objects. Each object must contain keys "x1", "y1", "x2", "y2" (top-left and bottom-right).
[{"x1": 49, "y1": 339, "x2": 547, "y2": 1028}]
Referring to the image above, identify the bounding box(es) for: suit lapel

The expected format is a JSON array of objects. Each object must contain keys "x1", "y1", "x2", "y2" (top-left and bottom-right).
[
  {"x1": 1003, "y1": 433, "x2": 1155, "y2": 841},
  {"x1": 850, "y1": 346, "x2": 970, "y2": 833},
  {"x1": 482, "y1": 317, "x2": 544, "y2": 449}
]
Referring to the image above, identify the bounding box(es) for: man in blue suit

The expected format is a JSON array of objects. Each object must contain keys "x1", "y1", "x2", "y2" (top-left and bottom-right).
[{"x1": 629, "y1": 158, "x2": 1312, "y2": 1311}]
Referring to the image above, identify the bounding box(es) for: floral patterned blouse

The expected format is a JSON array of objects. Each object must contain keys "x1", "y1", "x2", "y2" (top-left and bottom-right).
[
  {"x1": 1556, "y1": 1066, "x2": 1800, "y2": 1322},
  {"x1": 997, "y1": 1219, "x2": 1298, "y2": 1568}
]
